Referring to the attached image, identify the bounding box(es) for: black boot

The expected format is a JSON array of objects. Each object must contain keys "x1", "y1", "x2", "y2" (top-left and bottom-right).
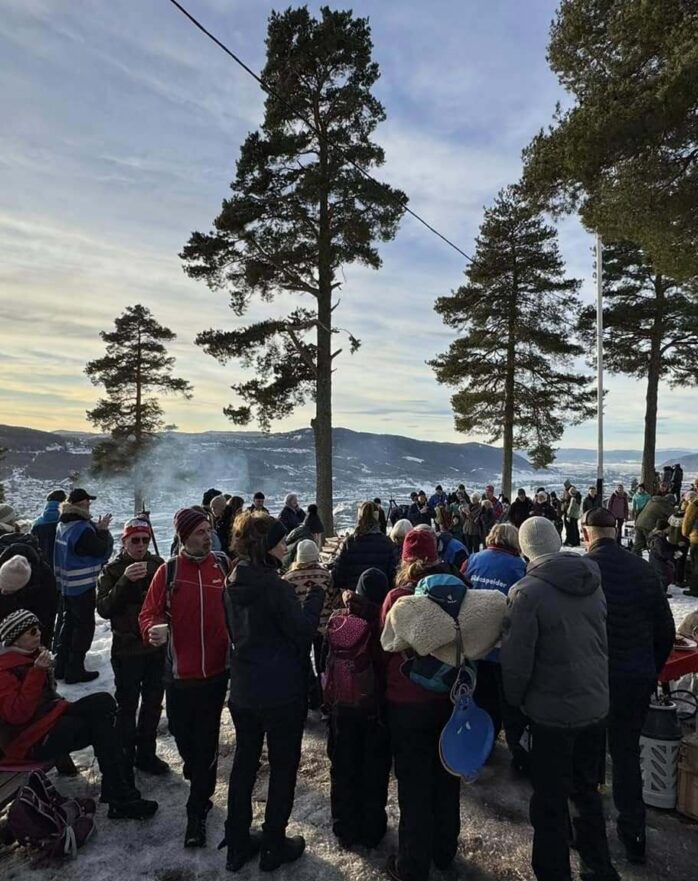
[
  {"x1": 135, "y1": 749, "x2": 170, "y2": 776},
  {"x1": 64, "y1": 664, "x2": 99, "y2": 684},
  {"x1": 54, "y1": 754, "x2": 79, "y2": 776},
  {"x1": 618, "y1": 827, "x2": 646, "y2": 865},
  {"x1": 225, "y1": 830, "x2": 263, "y2": 872},
  {"x1": 259, "y1": 834, "x2": 306, "y2": 872},
  {"x1": 184, "y1": 801, "x2": 212, "y2": 849},
  {"x1": 108, "y1": 797, "x2": 159, "y2": 820}
]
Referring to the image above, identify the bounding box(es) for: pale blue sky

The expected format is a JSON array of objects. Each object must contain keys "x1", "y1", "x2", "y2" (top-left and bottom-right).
[{"x1": 1, "y1": 0, "x2": 695, "y2": 449}]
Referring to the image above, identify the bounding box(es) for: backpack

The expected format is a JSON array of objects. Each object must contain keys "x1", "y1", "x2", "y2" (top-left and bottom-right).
[
  {"x1": 322, "y1": 609, "x2": 376, "y2": 709},
  {"x1": 7, "y1": 770, "x2": 96, "y2": 859},
  {"x1": 401, "y1": 574, "x2": 468, "y2": 695}
]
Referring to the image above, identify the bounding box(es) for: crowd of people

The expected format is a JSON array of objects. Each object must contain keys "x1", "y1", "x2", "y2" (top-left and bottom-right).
[{"x1": 0, "y1": 472, "x2": 695, "y2": 880}]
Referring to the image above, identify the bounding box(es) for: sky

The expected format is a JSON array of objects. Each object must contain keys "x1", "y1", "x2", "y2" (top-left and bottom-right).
[{"x1": 1, "y1": 0, "x2": 695, "y2": 450}]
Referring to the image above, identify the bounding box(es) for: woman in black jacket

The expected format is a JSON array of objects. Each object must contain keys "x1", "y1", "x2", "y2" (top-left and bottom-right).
[
  {"x1": 332, "y1": 502, "x2": 397, "y2": 590},
  {"x1": 222, "y1": 513, "x2": 324, "y2": 873}
]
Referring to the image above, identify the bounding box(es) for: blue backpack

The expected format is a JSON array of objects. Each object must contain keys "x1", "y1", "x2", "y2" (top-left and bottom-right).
[{"x1": 401, "y1": 574, "x2": 468, "y2": 694}]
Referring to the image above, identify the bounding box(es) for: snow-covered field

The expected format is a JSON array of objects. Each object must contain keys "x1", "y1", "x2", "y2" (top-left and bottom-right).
[{"x1": 2, "y1": 590, "x2": 697, "y2": 880}]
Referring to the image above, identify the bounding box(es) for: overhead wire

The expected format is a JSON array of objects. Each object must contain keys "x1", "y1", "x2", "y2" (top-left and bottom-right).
[{"x1": 166, "y1": 0, "x2": 474, "y2": 263}]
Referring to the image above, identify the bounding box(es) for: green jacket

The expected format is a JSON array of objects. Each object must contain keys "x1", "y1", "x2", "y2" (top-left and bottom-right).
[
  {"x1": 635, "y1": 495, "x2": 676, "y2": 534},
  {"x1": 96, "y1": 550, "x2": 165, "y2": 657}
]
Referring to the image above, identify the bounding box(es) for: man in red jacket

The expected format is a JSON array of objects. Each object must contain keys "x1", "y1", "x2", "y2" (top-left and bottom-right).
[{"x1": 139, "y1": 507, "x2": 230, "y2": 849}]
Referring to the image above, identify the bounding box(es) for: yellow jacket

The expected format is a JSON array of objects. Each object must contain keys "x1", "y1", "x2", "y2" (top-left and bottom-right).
[{"x1": 681, "y1": 498, "x2": 698, "y2": 545}]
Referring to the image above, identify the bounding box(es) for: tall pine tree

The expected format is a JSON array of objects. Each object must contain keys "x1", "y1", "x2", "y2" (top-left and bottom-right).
[
  {"x1": 578, "y1": 241, "x2": 698, "y2": 490},
  {"x1": 181, "y1": 6, "x2": 406, "y2": 534},
  {"x1": 85, "y1": 304, "x2": 192, "y2": 513},
  {"x1": 430, "y1": 186, "x2": 595, "y2": 499}
]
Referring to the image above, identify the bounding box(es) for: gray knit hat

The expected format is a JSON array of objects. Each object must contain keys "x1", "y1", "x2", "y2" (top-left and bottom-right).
[
  {"x1": 519, "y1": 516, "x2": 562, "y2": 561},
  {"x1": 0, "y1": 556, "x2": 32, "y2": 594},
  {"x1": 0, "y1": 610, "x2": 41, "y2": 647}
]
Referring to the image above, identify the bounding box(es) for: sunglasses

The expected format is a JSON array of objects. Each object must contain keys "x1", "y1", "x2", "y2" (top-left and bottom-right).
[
  {"x1": 128, "y1": 536, "x2": 150, "y2": 545},
  {"x1": 26, "y1": 626, "x2": 40, "y2": 637}
]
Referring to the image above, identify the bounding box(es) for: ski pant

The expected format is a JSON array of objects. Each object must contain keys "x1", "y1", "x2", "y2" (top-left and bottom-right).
[
  {"x1": 55, "y1": 589, "x2": 96, "y2": 676},
  {"x1": 166, "y1": 674, "x2": 227, "y2": 814},
  {"x1": 388, "y1": 701, "x2": 461, "y2": 881},
  {"x1": 225, "y1": 700, "x2": 305, "y2": 849},
  {"x1": 529, "y1": 720, "x2": 617, "y2": 881},
  {"x1": 31, "y1": 693, "x2": 126, "y2": 800},
  {"x1": 607, "y1": 676, "x2": 654, "y2": 842},
  {"x1": 112, "y1": 651, "x2": 165, "y2": 764},
  {"x1": 327, "y1": 707, "x2": 391, "y2": 847}
]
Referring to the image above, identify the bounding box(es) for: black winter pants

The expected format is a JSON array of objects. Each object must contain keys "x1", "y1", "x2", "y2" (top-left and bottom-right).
[
  {"x1": 166, "y1": 675, "x2": 227, "y2": 814},
  {"x1": 55, "y1": 589, "x2": 96, "y2": 675},
  {"x1": 473, "y1": 660, "x2": 503, "y2": 740},
  {"x1": 566, "y1": 518, "x2": 580, "y2": 547},
  {"x1": 226, "y1": 700, "x2": 306, "y2": 849},
  {"x1": 607, "y1": 677, "x2": 655, "y2": 842},
  {"x1": 112, "y1": 651, "x2": 165, "y2": 761},
  {"x1": 388, "y1": 701, "x2": 461, "y2": 881},
  {"x1": 327, "y1": 707, "x2": 391, "y2": 847},
  {"x1": 31, "y1": 693, "x2": 124, "y2": 798},
  {"x1": 529, "y1": 721, "x2": 617, "y2": 881}
]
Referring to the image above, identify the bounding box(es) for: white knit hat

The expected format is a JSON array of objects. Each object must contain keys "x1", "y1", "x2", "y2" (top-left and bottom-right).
[
  {"x1": 0, "y1": 556, "x2": 32, "y2": 594},
  {"x1": 296, "y1": 539, "x2": 319, "y2": 564},
  {"x1": 519, "y1": 516, "x2": 562, "y2": 561},
  {"x1": 390, "y1": 519, "x2": 413, "y2": 543}
]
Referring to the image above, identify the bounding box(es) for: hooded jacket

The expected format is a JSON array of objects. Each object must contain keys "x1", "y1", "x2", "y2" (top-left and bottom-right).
[
  {"x1": 607, "y1": 491, "x2": 629, "y2": 520},
  {"x1": 97, "y1": 550, "x2": 165, "y2": 657},
  {"x1": 500, "y1": 552, "x2": 609, "y2": 728},
  {"x1": 138, "y1": 552, "x2": 229, "y2": 683},
  {"x1": 586, "y1": 537, "x2": 675, "y2": 678},
  {"x1": 0, "y1": 648, "x2": 69, "y2": 761},
  {"x1": 31, "y1": 501, "x2": 62, "y2": 568},
  {"x1": 225, "y1": 560, "x2": 323, "y2": 709},
  {"x1": 0, "y1": 541, "x2": 58, "y2": 647}
]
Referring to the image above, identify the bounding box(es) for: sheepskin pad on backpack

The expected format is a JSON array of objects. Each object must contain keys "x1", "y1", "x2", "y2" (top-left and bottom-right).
[{"x1": 381, "y1": 589, "x2": 506, "y2": 665}]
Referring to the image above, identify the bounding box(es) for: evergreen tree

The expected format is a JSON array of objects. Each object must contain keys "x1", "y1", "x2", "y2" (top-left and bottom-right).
[
  {"x1": 0, "y1": 448, "x2": 6, "y2": 503},
  {"x1": 578, "y1": 241, "x2": 698, "y2": 490},
  {"x1": 85, "y1": 304, "x2": 192, "y2": 513},
  {"x1": 430, "y1": 186, "x2": 595, "y2": 499},
  {"x1": 181, "y1": 6, "x2": 406, "y2": 534},
  {"x1": 523, "y1": 0, "x2": 698, "y2": 279}
]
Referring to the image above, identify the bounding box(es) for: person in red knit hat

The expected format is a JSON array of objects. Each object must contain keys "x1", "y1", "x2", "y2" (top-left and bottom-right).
[
  {"x1": 0, "y1": 609, "x2": 157, "y2": 819},
  {"x1": 139, "y1": 506, "x2": 230, "y2": 849},
  {"x1": 380, "y1": 527, "x2": 466, "y2": 881}
]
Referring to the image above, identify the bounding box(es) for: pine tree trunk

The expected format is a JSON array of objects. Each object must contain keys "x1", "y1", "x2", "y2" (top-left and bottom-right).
[
  {"x1": 312, "y1": 136, "x2": 335, "y2": 536},
  {"x1": 501, "y1": 248, "x2": 518, "y2": 500},
  {"x1": 134, "y1": 328, "x2": 144, "y2": 516},
  {"x1": 641, "y1": 278, "x2": 665, "y2": 491}
]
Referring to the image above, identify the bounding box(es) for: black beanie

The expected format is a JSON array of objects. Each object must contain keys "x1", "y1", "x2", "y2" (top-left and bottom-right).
[
  {"x1": 356, "y1": 568, "x2": 390, "y2": 606},
  {"x1": 304, "y1": 504, "x2": 324, "y2": 535},
  {"x1": 263, "y1": 519, "x2": 288, "y2": 554},
  {"x1": 202, "y1": 488, "x2": 222, "y2": 508}
]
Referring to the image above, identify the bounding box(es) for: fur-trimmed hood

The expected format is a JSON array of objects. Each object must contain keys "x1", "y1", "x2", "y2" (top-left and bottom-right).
[{"x1": 381, "y1": 588, "x2": 507, "y2": 664}]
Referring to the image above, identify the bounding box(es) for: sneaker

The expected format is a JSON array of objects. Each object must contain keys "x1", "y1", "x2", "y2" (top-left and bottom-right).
[
  {"x1": 259, "y1": 835, "x2": 306, "y2": 872},
  {"x1": 226, "y1": 830, "x2": 263, "y2": 872},
  {"x1": 108, "y1": 798, "x2": 159, "y2": 820},
  {"x1": 135, "y1": 753, "x2": 170, "y2": 775},
  {"x1": 64, "y1": 669, "x2": 100, "y2": 684}
]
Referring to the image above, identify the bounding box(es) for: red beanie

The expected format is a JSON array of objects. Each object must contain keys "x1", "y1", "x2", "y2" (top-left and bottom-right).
[
  {"x1": 173, "y1": 507, "x2": 209, "y2": 544},
  {"x1": 402, "y1": 529, "x2": 438, "y2": 563},
  {"x1": 122, "y1": 518, "x2": 150, "y2": 540}
]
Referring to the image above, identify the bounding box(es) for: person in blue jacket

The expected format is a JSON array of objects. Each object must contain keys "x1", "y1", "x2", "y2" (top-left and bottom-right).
[
  {"x1": 31, "y1": 489, "x2": 67, "y2": 570},
  {"x1": 437, "y1": 531, "x2": 468, "y2": 572},
  {"x1": 54, "y1": 488, "x2": 113, "y2": 683},
  {"x1": 463, "y1": 522, "x2": 527, "y2": 769}
]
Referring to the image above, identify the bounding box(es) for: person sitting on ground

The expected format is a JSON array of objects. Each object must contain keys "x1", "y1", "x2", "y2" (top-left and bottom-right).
[
  {"x1": 278, "y1": 494, "x2": 305, "y2": 534},
  {"x1": 332, "y1": 502, "x2": 396, "y2": 591},
  {"x1": 139, "y1": 507, "x2": 230, "y2": 849},
  {"x1": 222, "y1": 513, "x2": 324, "y2": 872},
  {"x1": 0, "y1": 609, "x2": 157, "y2": 819},
  {"x1": 284, "y1": 539, "x2": 338, "y2": 710},
  {"x1": 53, "y1": 489, "x2": 113, "y2": 683},
  {"x1": 31, "y1": 490, "x2": 67, "y2": 573},
  {"x1": 380, "y1": 529, "x2": 465, "y2": 881},
  {"x1": 326, "y1": 568, "x2": 391, "y2": 850},
  {"x1": 647, "y1": 519, "x2": 675, "y2": 597},
  {"x1": 500, "y1": 517, "x2": 619, "y2": 881},
  {"x1": 283, "y1": 504, "x2": 325, "y2": 569},
  {"x1": 248, "y1": 492, "x2": 269, "y2": 514},
  {"x1": 96, "y1": 519, "x2": 169, "y2": 779},
  {"x1": 0, "y1": 540, "x2": 58, "y2": 648}
]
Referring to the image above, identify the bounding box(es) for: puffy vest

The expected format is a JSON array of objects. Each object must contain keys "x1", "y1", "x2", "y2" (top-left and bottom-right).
[{"x1": 54, "y1": 520, "x2": 109, "y2": 597}]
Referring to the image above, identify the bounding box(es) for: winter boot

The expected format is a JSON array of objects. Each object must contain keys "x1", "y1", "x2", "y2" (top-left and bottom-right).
[
  {"x1": 618, "y1": 827, "x2": 646, "y2": 864},
  {"x1": 135, "y1": 749, "x2": 170, "y2": 776},
  {"x1": 54, "y1": 754, "x2": 79, "y2": 776},
  {"x1": 259, "y1": 834, "x2": 306, "y2": 872},
  {"x1": 108, "y1": 797, "x2": 159, "y2": 820},
  {"x1": 224, "y1": 830, "x2": 263, "y2": 872},
  {"x1": 184, "y1": 800, "x2": 213, "y2": 849},
  {"x1": 64, "y1": 663, "x2": 99, "y2": 684}
]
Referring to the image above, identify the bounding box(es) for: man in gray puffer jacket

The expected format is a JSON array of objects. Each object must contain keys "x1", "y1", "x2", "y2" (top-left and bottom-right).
[{"x1": 500, "y1": 517, "x2": 619, "y2": 881}]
